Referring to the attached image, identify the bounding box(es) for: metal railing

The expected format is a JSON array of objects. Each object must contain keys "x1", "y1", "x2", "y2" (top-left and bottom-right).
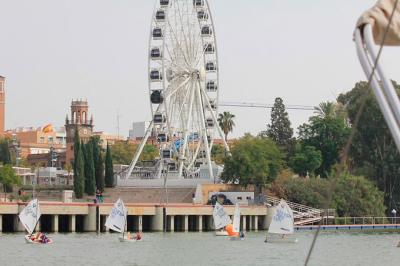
[{"x1": 328, "y1": 217, "x2": 400, "y2": 225}]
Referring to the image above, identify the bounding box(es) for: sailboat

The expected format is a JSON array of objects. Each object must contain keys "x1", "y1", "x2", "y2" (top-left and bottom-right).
[
  {"x1": 105, "y1": 198, "x2": 142, "y2": 242},
  {"x1": 19, "y1": 199, "x2": 52, "y2": 244},
  {"x1": 265, "y1": 199, "x2": 297, "y2": 243},
  {"x1": 213, "y1": 202, "x2": 231, "y2": 236},
  {"x1": 227, "y1": 203, "x2": 244, "y2": 240}
]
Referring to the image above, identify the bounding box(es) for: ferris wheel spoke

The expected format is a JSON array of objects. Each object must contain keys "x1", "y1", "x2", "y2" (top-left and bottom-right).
[
  {"x1": 178, "y1": 81, "x2": 196, "y2": 178},
  {"x1": 199, "y1": 83, "x2": 231, "y2": 154},
  {"x1": 165, "y1": 77, "x2": 190, "y2": 100},
  {"x1": 166, "y1": 19, "x2": 191, "y2": 69}
]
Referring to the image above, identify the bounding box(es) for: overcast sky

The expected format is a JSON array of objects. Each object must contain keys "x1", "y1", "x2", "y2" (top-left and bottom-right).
[{"x1": 1, "y1": 0, "x2": 400, "y2": 138}]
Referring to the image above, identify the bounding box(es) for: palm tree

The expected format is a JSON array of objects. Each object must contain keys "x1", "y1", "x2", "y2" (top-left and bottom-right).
[
  {"x1": 218, "y1": 112, "x2": 235, "y2": 141},
  {"x1": 314, "y1": 101, "x2": 347, "y2": 122},
  {"x1": 314, "y1": 102, "x2": 336, "y2": 118}
]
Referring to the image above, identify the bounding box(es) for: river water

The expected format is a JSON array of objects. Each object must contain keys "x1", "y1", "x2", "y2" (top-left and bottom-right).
[{"x1": 0, "y1": 231, "x2": 399, "y2": 266}]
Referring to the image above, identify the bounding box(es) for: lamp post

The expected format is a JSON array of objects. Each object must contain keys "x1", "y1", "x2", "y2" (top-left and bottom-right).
[{"x1": 392, "y1": 209, "x2": 397, "y2": 224}]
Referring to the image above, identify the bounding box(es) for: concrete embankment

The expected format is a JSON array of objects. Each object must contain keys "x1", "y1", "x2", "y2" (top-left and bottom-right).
[{"x1": 0, "y1": 202, "x2": 268, "y2": 233}]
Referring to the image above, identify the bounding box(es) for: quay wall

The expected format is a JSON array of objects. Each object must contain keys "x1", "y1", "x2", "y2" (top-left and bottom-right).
[{"x1": 0, "y1": 202, "x2": 267, "y2": 233}]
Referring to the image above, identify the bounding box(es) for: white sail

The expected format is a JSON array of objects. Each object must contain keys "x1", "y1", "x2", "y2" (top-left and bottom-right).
[
  {"x1": 232, "y1": 203, "x2": 240, "y2": 233},
  {"x1": 213, "y1": 202, "x2": 231, "y2": 230},
  {"x1": 19, "y1": 199, "x2": 41, "y2": 235},
  {"x1": 268, "y1": 199, "x2": 294, "y2": 235},
  {"x1": 105, "y1": 198, "x2": 127, "y2": 233}
]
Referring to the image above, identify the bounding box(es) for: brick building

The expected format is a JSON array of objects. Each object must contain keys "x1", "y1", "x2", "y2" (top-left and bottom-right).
[{"x1": 65, "y1": 99, "x2": 94, "y2": 164}]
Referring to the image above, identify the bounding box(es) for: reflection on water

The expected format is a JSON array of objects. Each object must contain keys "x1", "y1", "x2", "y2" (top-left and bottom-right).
[{"x1": 0, "y1": 231, "x2": 400, "y2": 266}]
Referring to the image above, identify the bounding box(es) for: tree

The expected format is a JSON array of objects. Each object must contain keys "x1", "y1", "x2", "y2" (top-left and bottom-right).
[
  {"x1": 221, "y1": 134, "x2": 282, "y2": 194},
  {"x1": 0, "y1": 165, "x2": 21, "y2": 200},
  {"x1": 65, "y1": 163, "x2": 73, "y2": 186},
  {"x1": 73, "y1": 129, "x2": 85, "y2": 198},
  {"x1": 111, "y1": 141, "x2": 159, "y2": 165},
  {"x1": 298, "y1": 108, "x2": 350, "y2": 177},
  {"x1": 289, "y1": 145, "x2": 322, "y2": 177},
  {"x1": 84, "y1": 141, "x2": 96, "y2": 195},
  {"x1": 105, "y1": 143, "x2": 114, "y2": 187},
  {"x1": 338, "y1": 81, "x2": 400, "y2": 211},
  {"x1": 91, "y1": 136, "x2": 105, "y2": 191},
  {"x1": 265, "y1": 97, "x2": 293, "y2": 147},
  {"x1": 0, "y1": 138, "x2": 11, "y2": 165},
  {"x1": 211, "y1": 144, "x2": 227, "y2": 165},
  {"x1": 141, "y1": 144, "x2": 159, "y2": 161},
  {"x1": 218, "y1": 111, "x2": 235, "y2": 141}
]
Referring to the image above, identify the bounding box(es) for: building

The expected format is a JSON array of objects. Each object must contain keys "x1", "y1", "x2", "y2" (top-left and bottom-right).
[
  {"x1": 92, "y1": 131, "x2": 126, "y2": 149},
  {"x1": 65, "y1": 99, "x2": 94, "y2": 164},
  {"x1": 5, "y1": 126, "x2": 66, "y2": 158},
  {"x1": 129, "y1": 121, "x2": 151, "y2": 140},
  {"x1": 0, "y1": 76, "x2": 5, "y2": 136}
]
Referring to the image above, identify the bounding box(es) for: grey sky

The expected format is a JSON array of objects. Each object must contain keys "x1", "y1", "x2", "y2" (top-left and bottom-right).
[{"x1": 1, "y1": 0, "x2": 400, "y2": 138}]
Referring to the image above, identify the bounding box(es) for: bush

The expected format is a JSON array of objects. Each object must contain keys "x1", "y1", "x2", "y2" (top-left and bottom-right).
[{"x1": 271, "y1": 173, "x2": 386, "y2": 217}]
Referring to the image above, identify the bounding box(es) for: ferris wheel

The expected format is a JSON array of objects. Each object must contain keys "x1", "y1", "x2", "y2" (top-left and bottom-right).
[{"x1": 125, "y1": 0, "x2": 230, "y2": 180}]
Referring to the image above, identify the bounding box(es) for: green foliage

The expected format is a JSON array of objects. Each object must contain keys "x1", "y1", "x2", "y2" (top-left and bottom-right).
[
  {"x1": 265, "y1": 97, "x2": 293, "y2": 147},
  {"x1": 0, "y1": 138, "x2": 11, "y2": 165},
  {"x1": 91, "y1": 137, "x2": 105, "y2": 191},
  {"x1": 84, "y1": 141, "x2": 96, "y2": 195},
  {"x1": 272, "y1": 174, "x2": 386, "y2": 217},
  {"x1": 289, "y1": 145, "x2": 322, "y2": 177},
  {"x1": 298, "y1": 108, "x2": 350, "y2": 177},
  {"x1": 218, "y1": 111, "x2": 236, "y2": 141},
  {"x1": 73, "y1": 130, "x2": 85, "y2": 199},
  {"x1": 0, "y1": 165, "x2": 21, "y2": 198},
  {"x1": 105, "y1": 143, "x2": 114, "y2": 187},
  {"x1": 111, "y1": 141, "x2": 158, "y2": 164},
  {"x1": 333, "y1": 174, "x2": 386, "y2": 217},
  {"x1": 337, "y1": 81, "x2": 400, "y2": 211},
  {"x1": 211, "y1": 144, "x2": 228, "y2": 165},
  {"x1": 141, "y1": 144, "x2": 159, "y2": 161},
  {"x1": 221, "y1": 134, "x2": 282, "y2": 192},
  {"x1": 110, "y1": 141, "x2": 135, "y2": 165}
]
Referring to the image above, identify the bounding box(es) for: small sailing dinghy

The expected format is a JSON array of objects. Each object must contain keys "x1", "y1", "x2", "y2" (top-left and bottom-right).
[
  {"x1": 105, "y1": 198, "x2": 142, "y2": 242},
  {"x1": 213, "y1": 202, "x2": 231, "y2": 236},
  {"x1": 19, "y1": 199, "x2": 53, "y2": 244},
  {"x1": 265, "y1": 199, "x2": 297, "y2": 244},
  {"x1": 228, "y1": 203, "x2": 244, "y2": 241}
]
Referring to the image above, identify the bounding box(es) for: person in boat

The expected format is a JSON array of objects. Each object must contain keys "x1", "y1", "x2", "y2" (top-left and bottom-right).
[{"x1": 135, "y1": 232, "x2": 142, "y2": 241}]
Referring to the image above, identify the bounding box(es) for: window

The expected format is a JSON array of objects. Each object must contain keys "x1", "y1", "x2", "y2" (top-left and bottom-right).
[
  {"x1": 246, "y1": 196, "x2": 251, "y2": 200},
  {"x1": 237, "y1": 196, "x2": 242, "y2": 200}
]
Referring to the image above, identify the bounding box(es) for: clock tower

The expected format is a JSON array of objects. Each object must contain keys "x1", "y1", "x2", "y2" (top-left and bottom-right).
[{"x1": 65, "y1": 99, "x2": 94, "y2": 164}]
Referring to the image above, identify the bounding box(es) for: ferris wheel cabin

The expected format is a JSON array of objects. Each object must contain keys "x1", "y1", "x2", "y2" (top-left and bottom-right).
[
  {"x1": 160, "y1": 0, "x2": 169, "y2": 8},
  {"x1": 150, "y1": 47, "x2": 162, "y2": 60},
  {"x1": 204, "y1": 43, "x2": 215, "y2": 54},
  {"x1": 206, "y1": 80, "x2": 217, "y2": 91},
  {"x1": 150, "y1": 69, "x2": 163, "y2": 81},
  {"x1": 197, "y1": 10, "x2": 209, "y2": 21},
  {"x1": 193, "y1": 0, "x2": 205, "y2": 8},
  {"x1": 152, "y1": 27, "x2": 163, "y2": 39},
  {"x1": 150, "y1": 90, "x2": 164, "y2": 104}
]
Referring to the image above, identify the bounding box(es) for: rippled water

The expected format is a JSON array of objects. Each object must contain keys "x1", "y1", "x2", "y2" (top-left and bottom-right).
[{"x1": 1, "y1": 231, "x2": 400, "y2": 266}]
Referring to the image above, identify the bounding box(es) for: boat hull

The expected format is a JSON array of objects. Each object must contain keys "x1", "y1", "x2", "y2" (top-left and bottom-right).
[
  {"x1": 118, "y1": 236, "x2": 143, "y2": 243},
  {"x1": 215, "y1": 231, "x2": 228, "y2": 236},
  {"x1": 25, "y1": 235, "x2": 53, "y2": 244},
  {"x1": 265, "y1": 234, "x2": 298, "y2": 244}
]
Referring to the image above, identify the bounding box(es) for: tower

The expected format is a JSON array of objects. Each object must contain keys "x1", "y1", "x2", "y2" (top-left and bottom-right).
[
  {"x1": 65, "y1": 99, "x2": 94, "y2": 163},
  {"x1": 0, "y1": 76, "x2": 5, "y2": 136}
]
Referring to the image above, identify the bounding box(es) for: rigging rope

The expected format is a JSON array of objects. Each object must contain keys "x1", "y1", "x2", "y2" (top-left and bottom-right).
[{"x1": 304, "y1": 1, "x2": 400, "y2": 265}]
